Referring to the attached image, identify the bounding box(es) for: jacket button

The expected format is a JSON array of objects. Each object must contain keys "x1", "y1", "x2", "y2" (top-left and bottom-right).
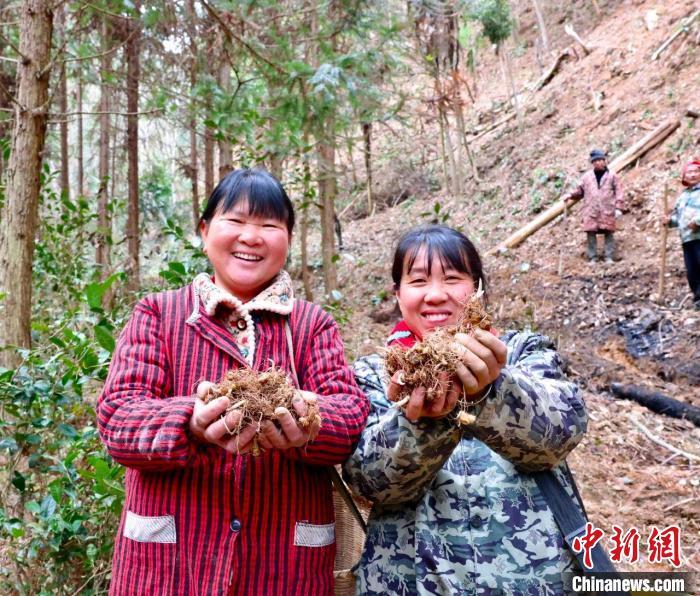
[
  {"x1": 236, "y1": 319, "x2": 247, "y2": 330},
  {"x1": 470, "y1": 516, "x2": 484, "y2": 529},
  {"x1": 230, "y1": 518, "x2": 241, "y2": 532}
]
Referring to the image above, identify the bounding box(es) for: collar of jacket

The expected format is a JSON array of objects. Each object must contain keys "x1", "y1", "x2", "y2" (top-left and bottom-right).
[{"x1": 185, "y1": 271, "x2": 294, "y2": 367}]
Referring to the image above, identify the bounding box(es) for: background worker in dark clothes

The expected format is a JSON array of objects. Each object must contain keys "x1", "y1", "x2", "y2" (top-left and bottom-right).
[{"x1": 564, "y1": 149, "x2": 626, "y2": 263}]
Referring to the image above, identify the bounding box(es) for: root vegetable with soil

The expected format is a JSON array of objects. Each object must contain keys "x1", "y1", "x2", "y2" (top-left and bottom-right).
[
  {"x1": 204, "y1": 367, "x2": 322, "y2": 448},
  {"x1": 385, "y1": 286, "x2": 493, "y2": 424}
]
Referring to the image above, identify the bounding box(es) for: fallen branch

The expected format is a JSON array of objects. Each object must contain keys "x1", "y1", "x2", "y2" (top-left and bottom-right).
[
  {"x1": 564, "y1": 23, "x2": 591, "y2": 55},
  {"x1": 651, "y1": 9, "x2": 700, "y2": 61},
  {"x1": 467, "y1": 112, "x2": 516, "y2": 140},
  {"x1": 532, "y1": 47, "x2": 574, "y2": 91},
  {"x1": 487, "y1": 117, "x2": 680, "y2": 255},
  {"x1": 611, "y1": 383, "x2": 700, "y2": 426},
  {"x1": 628, "y1": 416, "x2": 700, "y2": 462}
]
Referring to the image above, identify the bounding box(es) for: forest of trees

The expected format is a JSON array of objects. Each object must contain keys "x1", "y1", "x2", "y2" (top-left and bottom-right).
[{"x1": 0, "y1": 0, "x2": 557, "y2": 591}]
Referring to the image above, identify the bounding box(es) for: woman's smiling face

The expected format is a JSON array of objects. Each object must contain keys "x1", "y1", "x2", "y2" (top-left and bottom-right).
[
  {"x1": 200, "y1": 199, "x2": 290, "y2": 302},
  {"x1": 395, "y1": 246, "x2": 475, "y2": 340}
]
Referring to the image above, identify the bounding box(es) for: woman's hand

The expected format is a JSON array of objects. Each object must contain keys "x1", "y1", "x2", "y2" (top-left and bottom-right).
[
  {"x1": 256, "y1": 391, "x2": 321, "y2": 450},
  {"x1": 388, "y1": 370, "x2": 461, "y2": 422},
  {"x1": 189, "y1": 381, "x2": 259, "y2": 454},
  {"x1": 452, "y1": 328, "x2": 507, "y2": 401}
]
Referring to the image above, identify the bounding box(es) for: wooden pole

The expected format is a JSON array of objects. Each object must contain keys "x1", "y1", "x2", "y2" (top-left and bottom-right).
[
  {"x1": 487, "y1": 117, "x2": 681, "y2": 255},
  {"x1": 658, "y1": 182, "x2": 669, "y2": 300}
]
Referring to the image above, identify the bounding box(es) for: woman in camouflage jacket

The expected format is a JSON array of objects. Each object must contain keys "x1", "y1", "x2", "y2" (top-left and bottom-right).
[
  {"x1": 344, "y1": 225, "x2": 588, "y2": 595},
  {"x1": 665, "y1": 157, "x2": 700, "y2": 309}
]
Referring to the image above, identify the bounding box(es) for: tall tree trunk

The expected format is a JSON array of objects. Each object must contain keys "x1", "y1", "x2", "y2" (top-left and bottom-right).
[
  {"x1": 204, "y1": 126, "x2": 215, "y2": 199},
  {"x1": 452, "y1": 78, "x2": 479, "y2": 182},
  {"x1": 437, "y1": 107, "x2": 450, "y2": 192},
  {"x1": 0, "y1": 37, "x2": 14, "y2": 181},
  {"x1": 57, "y1": 5, "x2": 69, "y2": 200},
  {"x1": 187, "y1": 0, "x2": 199, "y2": 227},
  {"x1": 125, "y1": 6, "x2": 141, "y2": 292},
  {"x1": 0, "y1": 0, "x2": 53, "y2": 367},
  {"x1": 218, "y1": 58, "x2": 232, "y2": 178},
  {"x1": 362, "y1": 122, "x2": 373, "y2": 215},
  {"x1": 95, "y1": 18, "x2": 112, "y2": 272},
  {"x1": 440, "y1": 108, "x2": 461, "y2": 195},
  {"x1": 499, "y1": 44, "x2": 522, "y2": 130},
  {"x1": 316, "y1": 119, "x2": 338, "y2": 295},
  {"x1": 532, "y1": 0, "x2": 549, "y2": 53},
  {"x1": 76, "y1": 66, "x2": 84, "y2": 197},
  {"x1": 301, "y1": 132, "x2": 314, "y2": 301},
  {"x1": 345, "y1": 135, "x2": 358, "y2": 187},
  {"x1": 189, "y1": 120, "x2": 199, "y2": 227}
]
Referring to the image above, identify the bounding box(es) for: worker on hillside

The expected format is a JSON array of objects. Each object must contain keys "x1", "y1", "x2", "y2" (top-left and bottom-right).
[
  {"x1": 664, "y1": 157, "x2": 700, "y2": 310},
  {"x1": 564, "y1": 149, "x2": 626, "y2": 263}
]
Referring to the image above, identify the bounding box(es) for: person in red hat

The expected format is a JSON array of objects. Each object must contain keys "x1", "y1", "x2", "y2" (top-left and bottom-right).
[
  {"x1": 664, "y1": 157, "x2": 700, "y2": 309},
  {"x1": 564, "y1": 149, "x2": 626, "y2": 263}
]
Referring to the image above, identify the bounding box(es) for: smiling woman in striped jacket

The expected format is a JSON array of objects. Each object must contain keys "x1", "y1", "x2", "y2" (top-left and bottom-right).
[{"x1": 97, "y1": 168, "x2": 369, "y2": 595}]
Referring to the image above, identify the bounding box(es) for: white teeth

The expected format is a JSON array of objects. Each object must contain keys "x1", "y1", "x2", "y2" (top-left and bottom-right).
[
  {"x1": 424, "y1": 314, "x2": 449, "y2": 321},
  {"x1": 233, "y1": 252, "x2": 262, "y2": 261}
]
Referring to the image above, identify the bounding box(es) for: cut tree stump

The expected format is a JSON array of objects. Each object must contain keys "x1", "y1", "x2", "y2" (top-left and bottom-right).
[
  {"x1": 611, "y1": 383, "x2": 700, "y2": 427},
  {"x1": 487, "y1": 117, "x2": 681, "y2": 255}
]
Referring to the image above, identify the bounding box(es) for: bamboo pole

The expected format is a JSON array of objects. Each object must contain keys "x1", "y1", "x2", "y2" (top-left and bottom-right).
[
  {"x1": 487, "y1": 117, "x2": 681, "y2": 255},
  {"x1": 658, "y1": 182, "x2": 669, "y2": 301}
]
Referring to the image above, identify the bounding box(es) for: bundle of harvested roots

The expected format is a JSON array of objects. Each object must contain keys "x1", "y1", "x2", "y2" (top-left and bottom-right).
[
  {"x1": 384, "y1": 286, "x2": 493, "y2": 422},
  {"x1": 204, "y1": 367, "x2": 322, "y2": 435}
]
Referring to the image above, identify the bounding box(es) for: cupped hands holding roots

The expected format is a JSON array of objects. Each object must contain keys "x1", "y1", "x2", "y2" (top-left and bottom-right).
[
  {"x1": 189, "y1": 368, "x2": 322, "y2": 455},
  {"x1": 385, "y1": 289, "x2": 507, "y2": 424}
]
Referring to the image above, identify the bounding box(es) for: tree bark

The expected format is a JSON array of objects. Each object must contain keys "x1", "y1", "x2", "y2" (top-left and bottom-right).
[
  {"x1": 453, "y1": 89, "x2": 479, "y2": 182},
  {"x1": 301, "y1": 134, "x2": 314, "y2": 301},
  {"x1": 0, "y1": 0, "x2": 53, "y2": 367},
  {"x1": 440, "y1": 108, "x2": 461, "y2": 195},
  {"x1": 499, "y1": 45, "x2": 522, "y2": 130},
  {"x1": 204, "y1": 126, "x2": 215, "y2": 199},
  {"x1": 362, "y1": 122, "x2": 373, "y2": 215},
  {"x1": 57, "y1": 5, "x2": 69, "y2": 199},
  {"x1": 317, "y1": 119, "x2": 338, "y2": 294},
  {"x1": 187, "y1": 0, "x2": 199, "y2": 227},
  {"x1": 611, "y1": 384, "x2": 700, "y2": 427},
  {"x1": 125, "y1": 5, "x2": 141, "y2": 291},
  {"x1": 76, "y1": 65, "x2": 84, "y2": 197},
  {"x1": 95, "y1": 17, "x2": 112, "y2": 272},
  {"x1": 218, "y1": 58, "x2": 232, "y2": 178},
  {"x1": 531, "y1": 0, "x2": 549, "y2": 53}
]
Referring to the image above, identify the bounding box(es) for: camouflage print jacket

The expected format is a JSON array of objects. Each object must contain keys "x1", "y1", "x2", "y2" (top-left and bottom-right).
[
  {"x1": 668, "y1": 183, "x2": 700, "y2": 244},
  {"x1": 343, "y1": 332, "x2": 588, "y2": 596}
]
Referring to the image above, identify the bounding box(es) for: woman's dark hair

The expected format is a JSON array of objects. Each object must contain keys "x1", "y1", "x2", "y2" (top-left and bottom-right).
[
  {"x1": 392, "y1": 224, "x2": 486, "y2": 295},
  {"x1": 199, "y1": 168, "x2": 295, "y2": 233}
]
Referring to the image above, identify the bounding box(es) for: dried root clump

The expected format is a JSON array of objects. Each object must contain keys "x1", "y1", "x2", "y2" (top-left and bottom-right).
[
  {"x1": 204, "y1": 367, "x2": 322, "y2": 434},
  {"x1": 385, "y1": 287, "x2": 493, "y2": 412}
]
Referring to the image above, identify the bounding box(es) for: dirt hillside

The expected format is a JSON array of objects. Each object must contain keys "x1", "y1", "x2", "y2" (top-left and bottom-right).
[{"x1": 322, "y1": 0, "x2": 699, "y2": 572}]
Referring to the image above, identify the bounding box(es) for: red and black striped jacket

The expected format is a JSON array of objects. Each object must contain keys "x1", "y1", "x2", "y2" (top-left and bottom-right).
[{"x1": 97, "y1": 283, "x2": 369, "y2": 595}]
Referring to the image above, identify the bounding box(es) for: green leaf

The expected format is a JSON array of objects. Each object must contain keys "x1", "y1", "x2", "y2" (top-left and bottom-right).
[
  {"x1": 11, "y1": 471, "x2": 26, "y2": 492},
  {"x1": 94, "y1": 324, "x2": 115, "y2": 354},
  {"x1": 85, "y1": 283, "x2": 105, "y2": 310},
  {"x1": 57, "y1": 423, "x2": 79, "y2": 439},
  {"x1": 168, "y1": 261, "x2": 187, "y2": 275}
]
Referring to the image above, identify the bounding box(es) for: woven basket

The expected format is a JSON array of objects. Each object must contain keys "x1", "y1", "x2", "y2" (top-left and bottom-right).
[{"x1": 333, "y1": 487, "x2": 370, "y2": 596}]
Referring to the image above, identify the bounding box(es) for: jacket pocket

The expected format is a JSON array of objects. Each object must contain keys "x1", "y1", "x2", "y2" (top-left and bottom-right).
[
  {"x1": 294, "y1": 521, "x2": 335, "y2": 547},
  {"x1": 123, "y1": 510, "x2": 177, "y2": 544}
]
